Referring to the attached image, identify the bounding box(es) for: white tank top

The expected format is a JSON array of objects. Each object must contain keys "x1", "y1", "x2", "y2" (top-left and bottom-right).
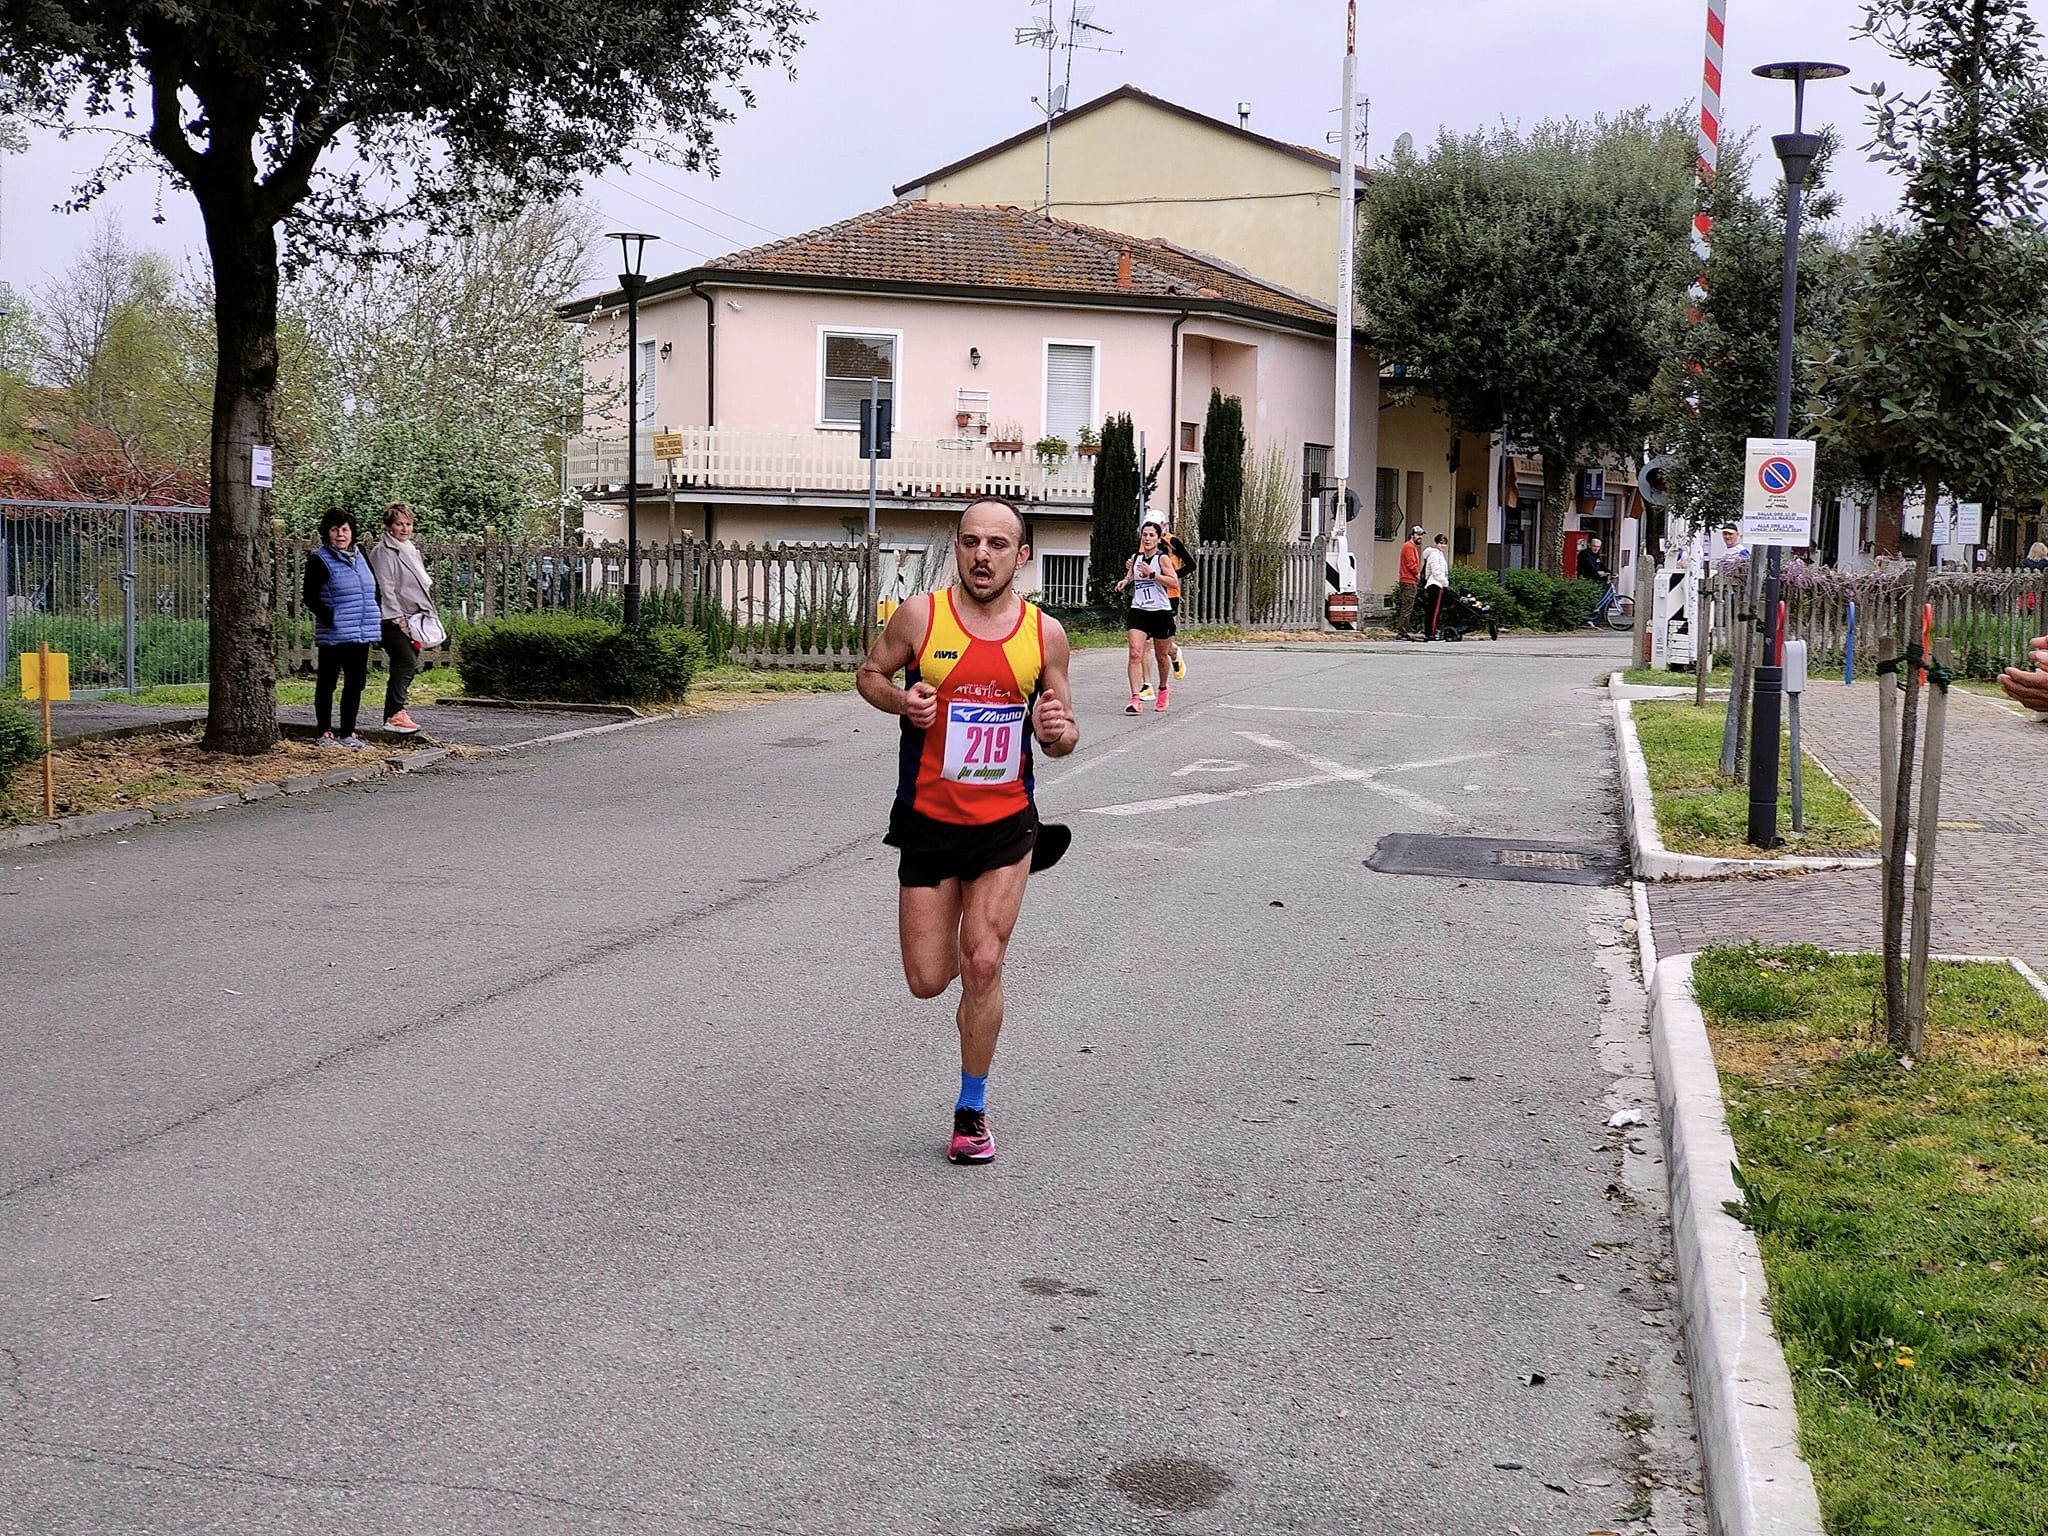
[{"x1": 1131, "y1": 551, "x2": 1173, "y2": 611}]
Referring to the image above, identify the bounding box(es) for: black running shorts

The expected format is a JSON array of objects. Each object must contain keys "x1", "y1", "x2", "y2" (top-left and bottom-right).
[
  {"x1": 886, "y1": 802, "x2": 1040, "y2": 888},
  {"x1": 1125, "y1": 607, "x2": 1176, "y2": 640}
]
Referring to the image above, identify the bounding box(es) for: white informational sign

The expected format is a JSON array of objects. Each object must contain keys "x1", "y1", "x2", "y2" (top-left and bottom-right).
[
  {"x1": 1949, "y1": 500, "x2": 1984, "y2": 546},
  {"x1": 251, "y1": 445, "x2": 274, "y2": 489},
  {"x1": 1740, "y1": 437, "x2": 1818, "y2": 547}
]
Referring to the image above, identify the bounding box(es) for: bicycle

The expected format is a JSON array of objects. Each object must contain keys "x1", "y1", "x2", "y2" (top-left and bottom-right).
[{"x1": 1587, "y1": 583, "x2": 1635, "y2": 632}]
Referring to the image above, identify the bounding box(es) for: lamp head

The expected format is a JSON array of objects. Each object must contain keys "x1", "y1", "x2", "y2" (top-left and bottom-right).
[{"x1": 609, "y1": 231, "x2": 656, "y2": 283}]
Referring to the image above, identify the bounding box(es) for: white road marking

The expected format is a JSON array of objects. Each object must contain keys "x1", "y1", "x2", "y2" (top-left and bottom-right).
[
  {"x1": 1084, "y1": 772, "x2": 1344, "y2": 817},
  {"x1": 1081, "y1": 732, "x2": 1495, "y2": 821},
  {"x1": 1171, "y1": 758, "x2": 1250, "y2": 778},
  {"x1": 1216, "y1": 703, "x2": 1484, "y2": 722}
]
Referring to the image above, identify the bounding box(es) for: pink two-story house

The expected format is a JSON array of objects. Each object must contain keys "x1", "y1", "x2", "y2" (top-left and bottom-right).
[{"x1": 562, "y1": 199, "x2": 1376, "y2": 604}]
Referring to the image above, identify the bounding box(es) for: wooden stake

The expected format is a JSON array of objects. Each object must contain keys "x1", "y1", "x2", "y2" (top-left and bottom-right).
[
  {"x1": 1904, "y1": 637, "x2": 1953, "y2": 1060},
  {"x1": 1877, "y1": 646, "x2": 1900, "y2": 875},
  {"x1": 38, "y1": 641, "x2": 54, "y2": 819}
]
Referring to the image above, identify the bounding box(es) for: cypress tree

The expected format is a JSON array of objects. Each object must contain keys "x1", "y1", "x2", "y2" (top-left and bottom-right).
[
  {"x1": 1086, "y1": 412, "x2": 1139, "y2": 612},
  {"x1": 1198, "y1": 389, "x2": 1245, "y2": 542}
]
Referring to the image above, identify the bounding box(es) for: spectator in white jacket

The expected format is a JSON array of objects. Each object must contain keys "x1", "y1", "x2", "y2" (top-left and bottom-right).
[{"x1": 1421, "y1": 533, "x2": 1452, "y2": 641}]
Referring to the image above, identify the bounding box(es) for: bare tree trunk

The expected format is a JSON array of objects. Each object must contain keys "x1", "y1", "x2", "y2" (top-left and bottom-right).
[
  {"x1": 201, "y1": 204, "x2": 282, "y2": 754},
  {"x1": 1540, "y1": 453, "x2": 1569, "y2": 578},
  {"x1": 1882, "y1": 480, "x2": 1939, "y2": 1051}
]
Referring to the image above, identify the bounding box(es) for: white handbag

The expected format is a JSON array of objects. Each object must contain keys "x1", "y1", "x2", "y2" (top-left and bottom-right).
[{"x1": 405, "y1": 609, "x2": 447, "y2": 648}]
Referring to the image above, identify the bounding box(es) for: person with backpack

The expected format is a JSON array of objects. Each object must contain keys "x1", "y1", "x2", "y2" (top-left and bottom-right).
[
  {"x1": 301, "y1": 508, "x2": 384, "y2": 747},
  {"x1": 1159, "y1": 524, "x2": 1193, "y2": 684}
]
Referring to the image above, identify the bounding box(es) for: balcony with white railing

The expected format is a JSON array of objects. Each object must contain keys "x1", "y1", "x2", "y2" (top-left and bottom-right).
[{"x1": 566, "y1": 427, "x2": 1097, "y2": 506}]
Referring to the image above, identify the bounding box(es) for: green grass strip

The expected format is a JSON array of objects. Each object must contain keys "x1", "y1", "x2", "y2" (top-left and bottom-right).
[
  {"x1": 1630, "y1": 699, "x2": 1878, "y2": 858},
  {"x1": 1694, "y1": 945, "x2": 2048, "y2": 1535}
]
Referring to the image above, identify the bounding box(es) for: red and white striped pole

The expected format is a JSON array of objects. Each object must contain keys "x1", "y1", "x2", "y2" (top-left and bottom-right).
[{"x1": 1690, "y1": 0, "x2": 1726, "y2": 315}]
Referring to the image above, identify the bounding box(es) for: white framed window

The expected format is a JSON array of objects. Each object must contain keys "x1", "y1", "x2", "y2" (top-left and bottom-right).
[
  {"x1": 1300, "y1": 443, "x2": 1331, "y2": 540},
  {"x1": 636, "y1": 339, "x2": 657, "y2": 424},
  {"x1": 818, "y1": 327, "x2": 900, "y2": 428},
  {"x1": 1041, "y1": 339, "x2": 1099, "y2": 444},
  {"x1": 1039, "y1": 552, "x2": 1088, "y2": 608}
]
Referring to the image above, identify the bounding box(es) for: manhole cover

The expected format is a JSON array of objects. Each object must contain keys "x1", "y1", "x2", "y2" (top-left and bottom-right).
[{"x1": 1366, "y1": 834, "x2": 1622, "y2": 887}]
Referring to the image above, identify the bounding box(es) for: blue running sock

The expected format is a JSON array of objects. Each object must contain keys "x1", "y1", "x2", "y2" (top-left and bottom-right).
[{"x1": 957, "y1": 1071, "x2": 987, "y2": 1112}]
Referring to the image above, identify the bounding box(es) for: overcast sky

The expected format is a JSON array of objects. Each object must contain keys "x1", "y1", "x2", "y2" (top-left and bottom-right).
[{"x1": 0, "y1": 0, "x2": 2018, "y2": 299}]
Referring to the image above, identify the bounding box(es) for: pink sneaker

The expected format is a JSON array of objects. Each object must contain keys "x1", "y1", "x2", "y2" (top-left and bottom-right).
[
  {"x1": 948, "y1": 1107, "x2": 995, "y2": 1165},
  {"x1": 1154, "y1": 686, "x2": 1171, "y2": 713}
]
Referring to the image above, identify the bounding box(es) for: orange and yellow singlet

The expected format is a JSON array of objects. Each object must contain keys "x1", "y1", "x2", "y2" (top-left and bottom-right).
[{"x1": 896, "y1": 588, "x2": 1046, "y2": 825}]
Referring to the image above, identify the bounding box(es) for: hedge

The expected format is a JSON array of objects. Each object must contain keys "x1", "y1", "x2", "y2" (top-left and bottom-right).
[
  {"x1": 1419, "y1": 568, "x2": 1607, "y2": 632},
  {"x1": 456, "y1": 616, "x2": 703, "y2": 703},
  {"x1": 0, "y1": 697, "x2": 40, "y2": 793}
]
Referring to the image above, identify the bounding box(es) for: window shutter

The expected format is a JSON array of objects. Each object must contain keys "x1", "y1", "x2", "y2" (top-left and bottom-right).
[
  {"x1": 636, "y1": 340, "x2": 657, "y2": 424},
  {"x1": 1045, "y1": 344, "x2": 1094, "y2": 442}
]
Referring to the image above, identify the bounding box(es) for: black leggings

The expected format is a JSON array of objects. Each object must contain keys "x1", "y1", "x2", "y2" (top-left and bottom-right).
[
  {"x1": 1424, "y1": 585, "x2": 1447, "y2": 639},
  {"x1": 381, "y1": 620, "x2": 418, "y2": 718},
  {"x1": 315, "y1": 642, "x2": 370, "y2": 735}
]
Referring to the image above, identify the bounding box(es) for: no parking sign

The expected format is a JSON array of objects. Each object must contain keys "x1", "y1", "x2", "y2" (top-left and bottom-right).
[{"x1": 1740, "y1": 438, "x2": 1817, "y2": 547}]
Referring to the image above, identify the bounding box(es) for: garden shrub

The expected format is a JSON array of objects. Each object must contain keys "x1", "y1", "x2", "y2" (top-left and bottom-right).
[
  {"x1": 0, "y1": 696, "x2": 40, "y2": 793},
  {"x1": 458, "y1": 616, "x2": 703, "y2": 703}
]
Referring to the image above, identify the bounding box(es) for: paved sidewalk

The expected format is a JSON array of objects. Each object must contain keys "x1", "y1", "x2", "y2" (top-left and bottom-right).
[
  {"x1": 45, "y1": 698, "x2": 624, "y2": 751},
  {"x1": 1649, "y1": 680, "x2": 2048, "y2": 972}
]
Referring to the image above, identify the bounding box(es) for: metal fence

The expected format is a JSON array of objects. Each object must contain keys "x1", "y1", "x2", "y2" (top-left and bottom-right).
[
  {"x1": 2, "y1": 500, "x2": 212, "y2": 693},
  {"x1": 6, "y1": 505, "x2": 1348, "y2": 695}
]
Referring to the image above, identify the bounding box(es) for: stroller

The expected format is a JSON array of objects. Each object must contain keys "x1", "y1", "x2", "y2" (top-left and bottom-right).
[{"x1": 1438, "y1": 587, "x2": 1499, "y2": 642}]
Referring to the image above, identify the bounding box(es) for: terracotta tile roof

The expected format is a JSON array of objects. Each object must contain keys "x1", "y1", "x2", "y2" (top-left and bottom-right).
[{"x1": 700, "y1": 200, "x2": 1334, "y2": 329}]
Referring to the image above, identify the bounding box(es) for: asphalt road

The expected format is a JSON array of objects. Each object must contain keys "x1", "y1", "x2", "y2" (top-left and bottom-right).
[{"x1": 2, "y1": 634, "x2": 1702, "y2": 1535}]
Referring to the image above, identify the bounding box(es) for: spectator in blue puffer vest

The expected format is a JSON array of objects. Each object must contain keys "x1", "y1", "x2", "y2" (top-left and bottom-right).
[{"x1": 301, "y1": 508, "x2": 384, "y2": 747}]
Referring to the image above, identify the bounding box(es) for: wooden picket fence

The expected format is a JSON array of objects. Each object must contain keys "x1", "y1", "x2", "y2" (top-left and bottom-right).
[
  {"x1": 1689, "y1": 565, "x2": 2048, "y2": 679},
  {"x1": 1177, "y1": 539, "x2": 1332, "y2": 629}
]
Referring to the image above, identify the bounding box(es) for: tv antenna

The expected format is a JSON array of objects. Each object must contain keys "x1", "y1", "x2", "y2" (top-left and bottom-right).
[
  {"x1": 1325, "y1": 94, "x2": 1369, "y2": 160},
  {"x1": 1015, "y1": 2, "x2": 1122, "y2": 214}
]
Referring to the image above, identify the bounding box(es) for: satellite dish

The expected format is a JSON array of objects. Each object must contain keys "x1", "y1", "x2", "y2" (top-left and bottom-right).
[{"x1": 1394, "y1": 131, "x2": 1414, "y2": 159}]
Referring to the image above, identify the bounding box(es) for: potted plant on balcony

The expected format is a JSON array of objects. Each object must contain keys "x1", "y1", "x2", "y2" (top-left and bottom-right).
[
  {"x1": 990, "y1": 421, "x2": 1026, "y2": 453},
  {"x1": 1074, "y1": 424, "x2": 1100, "y2": 457},
  {"x1": 1033, "y1": 434, "x2": 1070, "y2": 466},
  {"x1": 956, "y1": 410, "x2": 975, "y2": 429}
]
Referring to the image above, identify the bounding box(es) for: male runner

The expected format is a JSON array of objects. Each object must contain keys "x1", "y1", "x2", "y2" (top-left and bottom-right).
[{"x1": 856, "y1": 498, "x2": 1079, "y2": 1165}]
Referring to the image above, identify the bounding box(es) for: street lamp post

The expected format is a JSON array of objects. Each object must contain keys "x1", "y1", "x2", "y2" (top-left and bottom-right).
[
  {"x1": 611, "y1": 231, "x2": 656, "y2": 627},
  {"x1": 1746, "y1": 61, "x2": 1847, "y2": 849}
]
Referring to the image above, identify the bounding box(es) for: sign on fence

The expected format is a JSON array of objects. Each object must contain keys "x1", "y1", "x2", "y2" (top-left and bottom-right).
[{"x1": 1741, "y1": 437, "x2": 1817, "y2": 547}]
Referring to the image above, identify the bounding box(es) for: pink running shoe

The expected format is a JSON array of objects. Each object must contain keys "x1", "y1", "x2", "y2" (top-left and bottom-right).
[
  {"x1": 948, "y1": 1107, "x2": 995, "y2": 1165},
  {"x1": 1154, "y1": 685, "x2": 1171, "y2": 713}
]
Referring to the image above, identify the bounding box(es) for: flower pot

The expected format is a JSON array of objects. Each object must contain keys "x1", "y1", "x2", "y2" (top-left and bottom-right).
[
  {"x1": 1076, "y1": 444, "x2": 1099, "y2": 457},
  {"x1": 991, "y1": 440, "x2": 1024, "y2": 454},
  {"x1": 956, "y1": 413, "x2": 974, "y2": 428}
]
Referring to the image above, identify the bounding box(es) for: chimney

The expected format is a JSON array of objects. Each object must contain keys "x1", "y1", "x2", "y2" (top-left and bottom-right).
[
  {"x1": 1237, "y1": 101, "x2": 1252, "y2": 130},
  {"x1": 1116, "y1": 249, "x2": 1133, "y2": 290}
]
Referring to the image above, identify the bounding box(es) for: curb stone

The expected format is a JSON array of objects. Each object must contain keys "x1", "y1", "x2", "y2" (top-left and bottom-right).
[
  {"x1": 1612, "y1": 689, "x2": 1882, "y2": 881},
  {"x1": 54, "y1": 808, "x2": 155, "y2": 839},
  {"x1": 0, "y1": 706, "x2": 678, "y2": 852},
  {"x1": 156, "y1": 792, "x2": 243, "y2": 819},
  {"x1": 1649, "y1": 954, "x2": 1826, "y2": 1536}
]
